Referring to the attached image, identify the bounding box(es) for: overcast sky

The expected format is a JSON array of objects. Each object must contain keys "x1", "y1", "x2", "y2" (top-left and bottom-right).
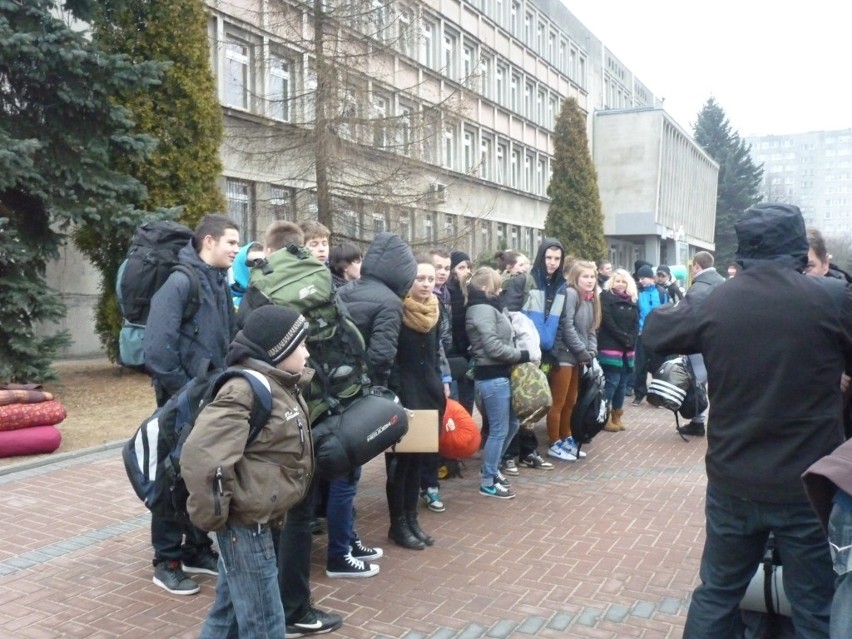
[{"x1": 563, "y1": 1, "x2": 852, "y2": 138}]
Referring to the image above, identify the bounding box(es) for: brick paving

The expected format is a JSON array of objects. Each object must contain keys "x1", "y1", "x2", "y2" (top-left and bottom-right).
[{"x1": 0, "y1": 402, "x2": 707, "y2": 638}]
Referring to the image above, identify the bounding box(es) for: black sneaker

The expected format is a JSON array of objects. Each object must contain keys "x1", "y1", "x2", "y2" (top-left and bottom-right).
[
  {"x1": 495, "y1": 470, "x2": 512, "y2": 487},
  {"x1": 350, "y1": 537, "x2": 383, "y2": 561},
  {"x1": 153, "y1": 560, "x2": 200, "y2": 595},
  {"x1": 182, "y1": 549, "x2": 219, "y2": 576},
  {"x1": 285, "y1": 607, "x2": 343, "y2": 638},
  {"x1": 519, "y1": 452, "x2": 555, "y2": 470},
  {"x1": 677, "y1": 422, "x2": 706, "y2": 437},
  {"x1": 479, "y1": 482, "x2": 516, "y2": 500},
  {"x1": 632, "y1": 396, "x2": 644, "y2": 406},
  {"x1": 326, "y1": 552, "x2": 379, "y2": 578}
]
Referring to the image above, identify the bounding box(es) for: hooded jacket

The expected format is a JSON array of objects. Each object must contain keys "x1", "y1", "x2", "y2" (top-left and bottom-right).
[
  {"x1": 145, "y1": 242, "x2": 237, "y2": 396},
  {"x1": 181, "y1": 354, "x2": 314, "y2": 532},
  {"x1": 229, "y1": 243, "x2": 257, "y2": 308},
  {"x1": 523, "y1": 238, "x2": 567, "y2": 352},
  {"x1": 337, "y1": 232, "x2": 417, "y2": 387},
  {"x1": 554, "y1": 286, "x2": 597, "y2": 365},
  {"x1": 466, "y1": 288, "x2": 529, "y2": 379}
]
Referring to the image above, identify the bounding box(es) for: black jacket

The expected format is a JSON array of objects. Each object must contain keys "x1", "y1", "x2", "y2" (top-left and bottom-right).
[
  {"x1": 337, "y1": 233, "x2": 416, "y2": 387},
  {"x1": 643, "y1": 263, "x2": 852, "y2": 503},
  {"x1": 446, "y1": 277, "x2": 470, "y2": 359},
  {"x1": 597, "y1": 290, "x2": 639, "y2": 352},
  {"x1": 391, "y1": 321, "x2": 446, "y2": 419}
]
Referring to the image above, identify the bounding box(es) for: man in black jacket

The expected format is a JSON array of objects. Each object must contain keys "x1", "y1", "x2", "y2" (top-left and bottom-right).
[{"x1": 644, "y1": 203, "x2": 852, "y2": 639}]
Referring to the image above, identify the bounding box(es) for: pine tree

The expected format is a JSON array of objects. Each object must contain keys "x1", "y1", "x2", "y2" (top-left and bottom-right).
[
  {"x1": 0, "y1": 0, "x2": 161, "y2": 381},
  {"x1": 693, "y1": 98, "x2": 763, "y2": 269},
  {"x1": 544, "y1": 97, "x2": 607, "y2": 261},
  {"x1": 73, "y1": 0, "x2": 226, "y2": 362}
]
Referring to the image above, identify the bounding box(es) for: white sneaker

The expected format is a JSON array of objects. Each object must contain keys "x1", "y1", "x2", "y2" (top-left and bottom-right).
[
  {"x1": 562, "y1": 437, "x2": 586, "y2": 459},
  {"x1": 547, "y1": 441, "x2": 576, "y2": 461}
]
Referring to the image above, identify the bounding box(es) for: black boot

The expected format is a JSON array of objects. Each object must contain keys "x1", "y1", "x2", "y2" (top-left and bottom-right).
[
  {"x1": 405, "y1": 511, "x2": 434, "y2": 546},
  {"x1": 388, "y1": 515, "x2": 425, "y2": 550}
]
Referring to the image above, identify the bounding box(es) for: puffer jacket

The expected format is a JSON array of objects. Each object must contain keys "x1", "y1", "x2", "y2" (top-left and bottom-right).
[
  {"x1": 145, "y1": 242, "x2": 237, "y2": 396},
  {"x1": 337, "y1": 233, "x2": 416, "y2": 387},
  {"x1": 182, "y1": 358, "x2": 314, "y2": 531},
  {"x1": 554, "y1": 287, "x2": 597, "y2": 366},
  {"x1": 465, "y1": 289, "x2": 528, "y2": 379}
]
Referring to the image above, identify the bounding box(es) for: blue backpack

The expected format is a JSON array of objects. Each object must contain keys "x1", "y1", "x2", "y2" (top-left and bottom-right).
[{"x1": 122, "y1": 367, "x2": 272, "y2": 520}]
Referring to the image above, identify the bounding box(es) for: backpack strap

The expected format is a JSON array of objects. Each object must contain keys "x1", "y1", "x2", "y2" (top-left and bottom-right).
[
  {"x1": 211, "y1": 369, "x2": 274, "y2": 445},
  {"x1": 171, "y1": 264, "x2": 202, "y2": 323}
]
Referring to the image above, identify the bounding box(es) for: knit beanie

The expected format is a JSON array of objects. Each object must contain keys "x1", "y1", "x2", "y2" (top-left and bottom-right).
[
  {"x1": 636, "y1": 265, "x2": 655, "y2": 279},
  {"x1": 242, "y1": 305, "x2": 309, "y2": 365},
  {"x1": 450, "y1": 250, "x2": 471, "y2": 270},
  {"x1": 656, "y1": 265, "x2": 671, "y2": 277}
]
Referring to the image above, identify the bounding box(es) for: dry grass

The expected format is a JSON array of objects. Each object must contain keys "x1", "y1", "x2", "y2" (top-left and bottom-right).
[{"x1": 0, "y1": 358, "x2": 155, "y2": 467}]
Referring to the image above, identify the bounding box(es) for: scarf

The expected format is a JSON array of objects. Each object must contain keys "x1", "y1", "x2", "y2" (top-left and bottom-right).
[
  {"x1": 582, "y1": 290, "x2": 595, "y2": 301},
  {"x1": 612, "y1": 289, "x2": 631, "y2": 300},
  {"x1": 403, "y1": 294, "x2": 439, "y2": 334}
]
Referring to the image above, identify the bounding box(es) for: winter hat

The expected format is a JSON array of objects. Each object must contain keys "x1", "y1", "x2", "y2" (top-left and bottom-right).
[
  {"x1": 735, "y1": 203, "x2": 808, "y2": 268},
  {"x1": 450, "y1": 250, "x2": 471, "y2": 270},
  {"x1": 656, "y1": 265, "x2": 671, "y2": 277},
  {"x1": 636, "y1": 265, "x2": 655, "y2": 279},
  {"x1": 242, "y1": 305, "x2": 309, "y2": 365},
  {"x1": 633, "y1": 259, "x2": 653, "y2": 276}
]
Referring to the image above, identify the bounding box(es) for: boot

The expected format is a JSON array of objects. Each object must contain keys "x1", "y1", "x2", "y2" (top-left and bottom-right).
[
  {"x1": 612, "y1": 408, "x2": 626, "y2": 431},
  {"x1": 405, "y1": 511, "x2": 434, "y2": 546},
  {"x1": 603, "y1": 412, "x2": 620, "y2": 432},
  {"x1": 388, "y1": 515, "x2": 425, "y2": 550}
]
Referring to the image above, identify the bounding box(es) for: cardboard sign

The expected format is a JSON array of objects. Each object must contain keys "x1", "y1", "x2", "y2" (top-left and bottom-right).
[{"x1": 392, "y1": 409, "x2": 439, "y2": 453}]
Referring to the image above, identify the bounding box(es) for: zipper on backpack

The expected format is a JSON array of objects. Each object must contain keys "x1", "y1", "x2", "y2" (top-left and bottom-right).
[{"x1": 214, "y1": 467, "x2": 224, "y2": 516}]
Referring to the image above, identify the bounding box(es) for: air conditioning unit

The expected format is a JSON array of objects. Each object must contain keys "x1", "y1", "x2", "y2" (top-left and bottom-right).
[{"x1": 426, "y1": 182, "x2": 448, "y2": 203}]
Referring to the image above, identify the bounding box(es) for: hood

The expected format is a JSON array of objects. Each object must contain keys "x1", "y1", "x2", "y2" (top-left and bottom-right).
[
  {"x1": 231, "y1": 243, "x2": 257, "y2": 290},
  {"x1": 360, "y1": 232, "x2": 417, "y2": 297},
  {"x1": 500, "y1": 272, "x2": 528, "y2": 312},
  {"x1": 531, "y1": 237, "x2": 565, "y2": 289},
  {"x1": 735, "y1": 203, "x2": 808, "y2": 271}
]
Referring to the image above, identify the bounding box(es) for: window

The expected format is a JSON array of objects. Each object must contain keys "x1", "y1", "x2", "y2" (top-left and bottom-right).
[
  {"x1": 537, "y1": 158, "x2": 546, "y2": 194},
  {"x1": 373, "y1": 94, "x2": 389, "y2": 147},
  {"x1": 444, "y1": 213, "x2": 457, "y2": 237},
  {"x1": 226, "y1": 179, "x2": 251, "y2": 234},
  {"x1": 304, "y1": 69, "x2": 317, "y2": 123},
  {"x1": 425, "y1": 214, "x2": 435, "y2": 242},
  {"x1": 270, "y1": 185, "x2": 294, "y2": 221},
  {"x1": 524, "y1": 81, "x2": 533, "y2": 118},
  {"x1": 495, "y1": 64, "x2": 506, "y2": 105},
  {"x1": 524, "y1": 153, "x2": 533, "y2": 191},
  {"x1": 268, "y1": 54, "x2": 290, "y2": 121},
  {"x1": 497, "y1": 222, "x2": 505, "y2": 245},
  {"x1": 548, "y1": 32, "x2": 555, "y2": 62},
  {"x1": 398, "y1": 103, "x2": 413, "y2": 155},
  {"x1": 524, "y1": 12, "x2": 533, "y2": 45},
  {"x1": 398, "y1": 8, "x2": 413, "y2": 56},
  {"x1": 224, "y1": 35, "x2": 251, "y2": 110},
  {"x1": 536, "y1": 22, "x2": 544, "y2": 53},
  {"x1": 463, "y1": 128, "x2": 476, "y2": 172},
  {"x1": 480, "y1": 134, "x2": 493, "y2": 180},
  {"x1": 481, "y1": 221, "x2": 490, "y2": 250},
  {"x1": 496, "y1": 142, "x2": 507, "y2": 184},
  {"x1": 479, "y1": 54, "x2": 491, "y2": 97},
  {"x1": 443, "y1": 126, "x2": 456, "y2": 169},
  {"x1": 510, "y1": 72, "x2": 519, "y2": 112},
  {"x1": 548, "y1": 96, "x2": 557, "y2": 128},
  {"x1": 399, "y1": 215, "x2": 411, "y2": 241},
  {"x1": 443, "y1": 29, "x2": 458, "y2": 79},
  {"x1": 510, "y1": 2, "x2": 520, "y2": 36},
  {"x1": 462, "y1": 43, "x2": 475, "y2": 85},
  {"x1": 422, "y1": 20, "x2": 436, "y2": 69},
  {"x1": 537, "y1": 89, "x2": 545, "y2": 124},
  {"x1": 373, "y1": 213, "x2": 386, "y2": 234},
  {"x1": 371, "y1": 0, "x2": 389, "y2": 43},
  {"x1": 511, "y1": 148, "x2": 521, "y2": 187},
  {"x1": 559, "y1": 40, "x2": 566, "y2": 71},
  {"x1": 343, "y1": 210, "x2": 358, "y2": 237}
]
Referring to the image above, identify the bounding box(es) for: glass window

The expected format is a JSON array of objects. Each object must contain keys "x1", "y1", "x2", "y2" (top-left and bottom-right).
[
  {"x1": 398, "y1": 8, "x2": 413, "y2": 56},
  {"x1": 511, "y1": 148, "x2": 521, "y2": 187},
  {"x1": 373, "y1": 213, "x2": 386, "y2": 234},
  {"x1": 495, "y1": 64, "x2": 506, "y2": 105},
  {"x1": 422, "y1": 20, "x2": 435, "y2": 69},
  {"x1": 443, "y1": 126, "x2": 455, "y2": 170},
  {"x1": 227, "y1": 179, "x2": 251, "y2": 234},
  {"x1": 268, "y1": 54, "x2": 290, "y2": 121},
  {"x1": 373, "y1": 94, "x2": 389, "y2": 147},
  {"x1": 496, "y1": 142, "x2": 507, "y2": 185},
  {"x1": 480, "y1": 134, "x2": 492, "y2": 181},
  {"x1": 525, "y1": 81, "x2": 533, "y2": 118},
  {"x1": 270, "y1": 185, "x2": 294, "y2": 221},
  {"x1": 225, "y1": 36, "x2": 251, "y2": 110},
  {"x1": 510, "y1": 72, "x2": 519, "y2": 112},
  {"x1": 463, "y1": 128, "x2": 475, "y2": 172},
  {"x1": 399, "y1": 216, "x2": 411, "y2": 241},
  {"x1": 443, "y1": 29, "x2": 458, "y2": 79}
]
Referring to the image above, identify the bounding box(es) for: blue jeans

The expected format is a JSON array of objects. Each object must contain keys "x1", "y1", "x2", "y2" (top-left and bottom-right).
[
  {"x1": 201, "y1": 525, "x2": 285, "y2": 639},
  {"x1": 683, "y1": 484, "x2": 833, "y2": 639},
  {"x1": 829, "y1": 501, "x2": 852, "y2": 638},
  {"x1": 326, "y1": 467, "x2": 360, "y2": 560},
  {"x1": 602, "y1": 365, "x2": 629, "y2": 410},
  {"x1": 475, "y1": 377, "x2": 519, "y2": 487}
]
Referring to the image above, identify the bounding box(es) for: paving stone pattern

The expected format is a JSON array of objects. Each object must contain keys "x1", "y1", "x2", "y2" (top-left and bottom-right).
[{"x1": 0, "y1": 403, "x2": 707, "y2": 638}]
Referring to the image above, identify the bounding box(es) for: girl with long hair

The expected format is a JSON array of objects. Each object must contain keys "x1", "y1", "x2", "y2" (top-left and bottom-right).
[{"x1": 598, "y1": 269, "x2": 639, "y2": 431}]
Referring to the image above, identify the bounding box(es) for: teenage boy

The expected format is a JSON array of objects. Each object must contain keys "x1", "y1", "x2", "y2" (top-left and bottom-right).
[
  {"x1": 299, "y1": 220, "x2": 330, "y2": 264},
  {"x1": 182, "y1": 305, "x2": 314, "y2": 639},
  {"x1": 631, "y1": 265, "x2": 668, "y2": 406},
  {"x1": 144, "y1": 213, "x2": 240, "y2": 595}
]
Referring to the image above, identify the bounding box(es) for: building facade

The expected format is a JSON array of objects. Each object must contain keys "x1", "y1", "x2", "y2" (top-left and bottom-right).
[{"x1": 746, "y1": 129, "x2": 852, "y2": 236}]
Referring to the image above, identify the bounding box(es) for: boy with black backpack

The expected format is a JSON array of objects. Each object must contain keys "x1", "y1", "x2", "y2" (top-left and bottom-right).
[
  {"x1": 143, "y1": 214, "x2": 239, "y2": 595},
  {"x1": 181, "y1": 305, "x2": 313, "y2": 638}
]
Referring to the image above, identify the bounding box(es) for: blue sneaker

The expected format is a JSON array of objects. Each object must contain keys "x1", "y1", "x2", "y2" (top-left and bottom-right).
[
  {"x1": 479, "y1": 482, "x2": 516, "y2": 499},
  {"x1": 562, "y1": 437, "x2": 587, "y2": 459}
]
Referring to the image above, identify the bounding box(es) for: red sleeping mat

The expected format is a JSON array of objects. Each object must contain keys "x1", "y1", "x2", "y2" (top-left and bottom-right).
[
  {"x1": 0, "y1": 400, "x2": 66, "y2": 431},
  {"x1": 0, "y1": 425, "x2": 62, "y2": 458}
]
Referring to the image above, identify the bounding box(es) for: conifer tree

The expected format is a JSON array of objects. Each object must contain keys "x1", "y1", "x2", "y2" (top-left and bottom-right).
[
  {"x1": 0, "y1": 0, "x2": 161, "y2": 381},
  {"x1": 74, "y1": 0, "x2": 226, "y2": 362},
  {"x1": 693, "y1": 98, "x2": 763, "y2": 269},
  {"x1": 544, "y1": 97, "x2": 607, "y2": 261}
]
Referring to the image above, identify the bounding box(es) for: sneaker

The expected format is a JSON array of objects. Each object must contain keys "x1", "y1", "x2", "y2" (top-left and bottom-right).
[
  {"x1": 325, "y1": 553, "x2": 380, "y2": 579},
  {"x1": 153, "y1": 560, "x2": 200, "y2": 595},
  {"x1": 350, "y1": 537, "x2": 383, "y2": 560},
  {"x1": 495, "y1": 470, "x2": 512, "y2": 487},
  {"x1": 547, "y1": 441, "x2": 576, "y2": 462},
  {"x1": 519, "y1": 451, "x2": 555, "y2": 470},
  {"x1": 182, "y1": 549, "x2": 219, "y2": 576},
  {"x1": 562, "y1": 436, "x2": 587, "y2": 459},
  {"x1": 677, "y1": 421, "x2": 706, "y2": 437},
  {"x1": 479, "y1": 482, "x2": 516, "y2": 499},
  {"x1": 285, "y1": 607, "x2": 343, "y2": 638},
  {"x1": 420, "y1": 486, "x2": 446, "y2": 512},
  {"x1": 501, "y1": 459, "x2": 520, "y2": 476},
  {"x1": 632, "y1": 396, "x2": 644, "y2": 406}
]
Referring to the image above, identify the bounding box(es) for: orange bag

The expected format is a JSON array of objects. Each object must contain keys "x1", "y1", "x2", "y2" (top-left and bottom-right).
[{"x1": 439, "y1": 399, "x2": 481, "y2": 460}]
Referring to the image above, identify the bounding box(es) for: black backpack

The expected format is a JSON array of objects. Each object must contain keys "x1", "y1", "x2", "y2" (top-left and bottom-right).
[
  {"x1": 122, "y1": 367, "x2": 272, "y2": 522},
  {"x1": 116, "y1": 221, "x2": 201, "y2": 370},
  {"x1": 570, "y1": 361, "x2": 610, "y2": 454},
  {"x1": 647, "y1": 356, "x2": 708, "y2": 438}
]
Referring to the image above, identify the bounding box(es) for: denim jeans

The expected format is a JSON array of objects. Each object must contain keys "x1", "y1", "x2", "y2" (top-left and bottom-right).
[
  {"x1": 829, "y1": 501, "x2": 852, "y2": 639},
  {"x1": 475, "y1": 377, "x2": 519, "y2": 487},
  {"x1": 326, "y1": 467, "x2": 360, "y2": 560},
  {"x1": 201, "y1": 525, "x2": 285, "y2": 639},
  {"x1": 683, "y1": 484, "x2": 833, "y2": 639},
  {"x1": 601, "y1": 365, "x2": 629, "y2": 410},
  {"x1": 273, "y1": 475, "x2": 318, "y2": 621}
]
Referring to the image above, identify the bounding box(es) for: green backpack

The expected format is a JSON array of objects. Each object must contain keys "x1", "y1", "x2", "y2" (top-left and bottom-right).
[
  {"x1": 510, "y1": 361, "x2": 552, "y2": 426},
  {"x1": 245, "y1": 244, "x2": 371, "y2": 422}
]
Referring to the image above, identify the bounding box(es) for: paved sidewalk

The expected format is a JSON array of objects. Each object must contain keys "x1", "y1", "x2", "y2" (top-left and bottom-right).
[{"x1": 0, "y1": 403, "x2": 706, "y2": 638}]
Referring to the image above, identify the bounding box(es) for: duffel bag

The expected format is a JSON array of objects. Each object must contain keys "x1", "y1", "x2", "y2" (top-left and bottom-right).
[{"x1": 510, "y1": 361, "x2": 552, "y2": 426}]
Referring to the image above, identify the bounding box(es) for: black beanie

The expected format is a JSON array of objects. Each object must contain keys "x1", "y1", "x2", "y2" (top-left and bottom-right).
[
  {"x1": 636, "y1": 265, "x2": 655, "y2": 279},
  {"x1": 735, "y1": 203, "x2": 808, "y2": 267},
  {"x1": 242, "y1": 306, "x2": 309, "y2": 365},
  {"x1": 450, "y1": 250, "x2": 471, "y2": 270},
  {"x1": 656, "y1": 265, "x2": 671, "y2": 277}
]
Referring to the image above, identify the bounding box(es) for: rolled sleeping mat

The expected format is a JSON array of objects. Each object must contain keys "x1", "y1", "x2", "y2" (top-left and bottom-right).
[
  {"x1": 0, "y1": 425, "x2": 62, "y2": 458},
  {"x1": 0, "y1": 400, "x2": 66, "y2": 431}
]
